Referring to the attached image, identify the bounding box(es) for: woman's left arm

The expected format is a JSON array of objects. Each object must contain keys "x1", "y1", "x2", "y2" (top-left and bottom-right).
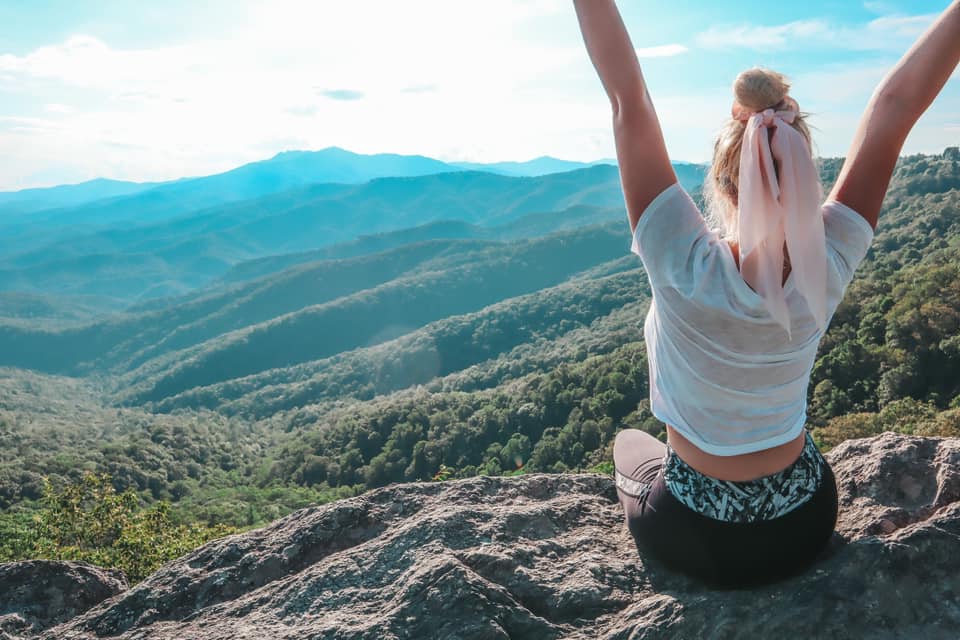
[{"x1": 574, "y1": 0, "x2": 677, "y2": 233}]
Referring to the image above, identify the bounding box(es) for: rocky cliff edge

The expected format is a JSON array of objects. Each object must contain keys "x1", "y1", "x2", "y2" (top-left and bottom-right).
[{"x1": 2, "y1": 432, "x2": 959, "y2": 639}]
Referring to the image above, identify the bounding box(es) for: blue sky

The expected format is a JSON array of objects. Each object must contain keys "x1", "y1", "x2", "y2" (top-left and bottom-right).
[{"x1": 0, "y1": 0, "x2": 957, "y2": 190}]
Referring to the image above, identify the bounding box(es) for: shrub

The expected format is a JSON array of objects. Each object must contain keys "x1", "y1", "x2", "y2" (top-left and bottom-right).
[{"x1": 4, "y1": 471, "x2": 237, "y2": 584}]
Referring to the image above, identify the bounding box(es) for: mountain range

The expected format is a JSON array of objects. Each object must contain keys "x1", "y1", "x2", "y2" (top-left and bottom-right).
[
  {"x1": 0, "y1": 146, "x2": 956, "y2": 570},
  {"x1": 0, "y1": 147, "x2": 706, "y2": 218},
  {"x1": 0, "y1": 148, "x2": 706, "y2": 310}
]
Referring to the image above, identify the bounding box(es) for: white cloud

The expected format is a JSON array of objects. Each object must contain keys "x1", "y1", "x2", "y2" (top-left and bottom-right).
[
  {"x1": 864, "y1": 14, "x2": 934, "y2": 39},
  {"x1": 285, "y1": 104, "x2": 320, "y2": 118},
  {"x1": 695, "y1": 20, "x2": 828, "y2": 50},
  {"x1": 0, "y1": 115, "x2": 64, "y2": 133},
  {"x1": 0, "y1": 2, "x2": 574, "y2": 97},
  {"x1": 401, "y1": 84, "x2": 438, "y2": 94},
  {"x1": 783, "y1": 61, "x2": 960, "y2": 161},
  {"x1": 644, "y1": 53, "x2": 960, "y2": 165},
  {"x1": 635, "y1": 44, "x2": 688, "y2": 58},
  {"x1": 0, "y1": 0, "x2": 605, "y2": 189},
  {"x1": 791, "y1": 62, "x2": 890, "y2": 106},
  {"x1": 694, "y1": 12, "x2": 936, "y2": 51},
  {"x1": 318, "y1": 89, "x2": 365, "y2": 101},
  {"x1": 0, "y1": 35, "x2": 193, "y2": 89},
  {"x1": 0, "y1": 0, "x2": 954, "y2": 190},
  {"x1": 44, "y1": 103, "x2": 75, "y2": 114},
  {"x1": 862, "y1": 1, "x2": 896, "y2": 14}
]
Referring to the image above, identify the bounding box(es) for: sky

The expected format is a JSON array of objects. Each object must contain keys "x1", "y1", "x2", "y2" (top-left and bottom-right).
[{"x1": 0, "y1": 0, "x2": 958, "y2": 191}]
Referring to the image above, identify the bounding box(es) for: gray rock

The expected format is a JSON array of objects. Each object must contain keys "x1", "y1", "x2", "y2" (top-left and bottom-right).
[
  {"x1": 9, "y1": 432, "x2": 960, "y2": 639},
  {"x1": 0, "y1": 560, "x2": 127, "y2": 639}
]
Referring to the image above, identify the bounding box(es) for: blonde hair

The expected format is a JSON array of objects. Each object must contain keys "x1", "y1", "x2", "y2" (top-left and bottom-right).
[{"x1": 704, "y1": 68, "x2": 817, "y2": 241}]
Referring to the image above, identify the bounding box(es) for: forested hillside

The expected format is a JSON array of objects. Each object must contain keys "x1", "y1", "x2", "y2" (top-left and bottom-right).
[
  {"x1": 0, "y1": 167, "x2": 627, "y2": 305},
  {"x1": 0, "y1": 149, "x2": 957, "y2": 552}
]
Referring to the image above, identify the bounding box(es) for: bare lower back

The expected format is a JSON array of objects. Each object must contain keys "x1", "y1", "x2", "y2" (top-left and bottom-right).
[{"x1": 666, "y1": 426, "x2": 807, "y2": 482}]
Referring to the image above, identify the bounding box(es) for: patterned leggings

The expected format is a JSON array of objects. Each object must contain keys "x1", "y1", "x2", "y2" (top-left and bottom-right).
[
  {"x1": 662, "y1": 430, "x2": 825, "y2": 523},
  {"x1": 613, "y1": 428, "x2": 838, "y2": 587}
]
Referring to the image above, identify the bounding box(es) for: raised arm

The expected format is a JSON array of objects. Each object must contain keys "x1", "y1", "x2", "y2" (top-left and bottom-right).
[
  {"x1": 574, "y1": 0, "x2": 677, "y2": 233},
  {"x1": 829, "y1": 0, "x2": 960, "y2": 229}
]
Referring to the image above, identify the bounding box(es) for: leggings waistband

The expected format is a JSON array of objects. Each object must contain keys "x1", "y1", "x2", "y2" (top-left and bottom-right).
[{"x1": 662, "y1": 431, "x2": 826, "y2": 523}]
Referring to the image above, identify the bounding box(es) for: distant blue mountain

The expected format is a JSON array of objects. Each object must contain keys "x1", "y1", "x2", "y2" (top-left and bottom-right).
[
  {"x1": 0, "y1": 166, "x2": 628, "y2": 303},
  {"x1": 3, "y1": 147, "x2": 462, "y2": 231},
  {"x1": 0, "y1": 148, "x2": 706, "y2": 226},
  {"x1": 671, "y1": 162, "x2": 709, "y2": 192},
  {"x1": 453, "y1": 156, "x2": 707, "y2": 192},
  {"x1": 254, "y1": 147, "x2": 458, "y2": 184},
  {"x1": 452, "y1": 157, "x2": 614, "y2": 177},
  {"x1": 0, "y1": 178, "x2": 158, "y2": 216}
]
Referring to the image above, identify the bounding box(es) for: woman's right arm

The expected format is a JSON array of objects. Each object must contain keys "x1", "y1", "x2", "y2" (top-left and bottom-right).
[
  {"x1": 829, "y1": 0, "x2": 960, "y2": 229},
  {"x1": 573, "y1": 0, "x2": 677, "y2": 235}
]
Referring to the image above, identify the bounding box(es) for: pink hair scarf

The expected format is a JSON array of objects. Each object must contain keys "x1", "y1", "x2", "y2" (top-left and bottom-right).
[{"x1": 735, "y1": 101, "x2": 826, "y2": 340}]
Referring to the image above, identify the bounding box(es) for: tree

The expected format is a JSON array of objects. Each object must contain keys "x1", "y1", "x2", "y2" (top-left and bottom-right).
[{"x1": 7, "y1": 471, "x2": 236, "y2": 584}]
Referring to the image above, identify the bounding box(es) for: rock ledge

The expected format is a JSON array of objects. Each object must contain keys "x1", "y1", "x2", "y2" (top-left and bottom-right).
[{"x1": 1, "y1": 432, "x2": 958, "y2": 639}]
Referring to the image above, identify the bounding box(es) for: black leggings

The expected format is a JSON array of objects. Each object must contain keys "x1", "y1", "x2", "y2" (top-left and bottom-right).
[{"x1": 614, "y1": 429, "x2": 838, "y2": 588}]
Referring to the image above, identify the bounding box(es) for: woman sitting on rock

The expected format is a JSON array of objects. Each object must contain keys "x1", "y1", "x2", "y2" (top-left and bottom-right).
[{"x1": 573, "y1": 0, "x2": 960, "y2": 586}]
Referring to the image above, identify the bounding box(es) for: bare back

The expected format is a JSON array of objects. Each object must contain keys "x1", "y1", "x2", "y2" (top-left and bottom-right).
[{"x1": 667, "y1": 426, "x2": 806, "y2": 482}]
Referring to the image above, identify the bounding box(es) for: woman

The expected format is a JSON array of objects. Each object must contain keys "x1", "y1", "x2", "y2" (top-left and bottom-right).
[{"x1": 574, "y1": 0, "x2": 960, "y2": 587}]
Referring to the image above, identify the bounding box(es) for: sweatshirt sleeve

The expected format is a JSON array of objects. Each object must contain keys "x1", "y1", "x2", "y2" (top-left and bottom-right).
[
  {"x1": 822, "y1": 200, "x2": 875, "y2": 286},
  {"x1": 630, "y1": 182, "x2": 717, "y2": 292}
]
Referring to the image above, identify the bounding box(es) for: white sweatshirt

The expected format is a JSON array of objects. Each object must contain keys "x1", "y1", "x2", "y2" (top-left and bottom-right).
[{"x1": 631, "y1": 182, "x2": 874, "y2": 455}]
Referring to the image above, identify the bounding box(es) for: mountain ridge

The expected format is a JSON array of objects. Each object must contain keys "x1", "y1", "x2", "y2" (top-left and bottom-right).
[{"x1": 0, "y1": 148, "x2": 705, "y2": 223}]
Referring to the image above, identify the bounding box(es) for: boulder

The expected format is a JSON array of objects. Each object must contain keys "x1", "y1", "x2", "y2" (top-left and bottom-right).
[
  {"x1": 0, "y1": 560, "x2": 127, "y2": 639},
  {"x1": 6, "y1": 432, "x2": 958, "y2": 639}
]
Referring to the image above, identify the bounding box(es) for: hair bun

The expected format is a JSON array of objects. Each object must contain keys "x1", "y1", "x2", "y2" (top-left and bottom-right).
[{"x1": 734, "y1": 68, "x2": 790, "y2": 111}]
